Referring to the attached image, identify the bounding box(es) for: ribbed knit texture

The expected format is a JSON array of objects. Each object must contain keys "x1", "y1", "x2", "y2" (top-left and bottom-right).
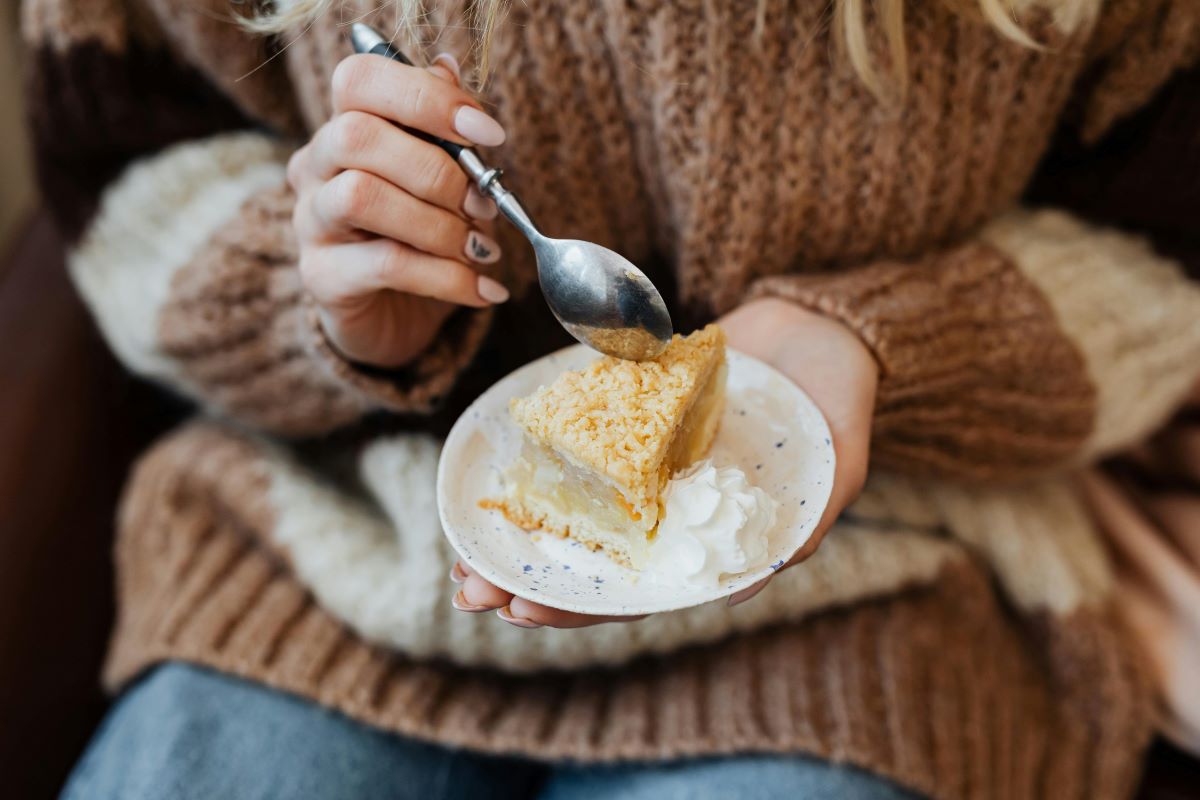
[
  {"x1": 160, "y1": 180, "x2": 495, "y2": 435},
  {"x1": 981, "y1": 209, "x2": 1200, "y2": 463},
  {"x1": 106, "y1": 424, "x2": 1153, "y2": 800},
  {"x1": 747, "y1": 241, "x2": 1095, "y2": 478},
  {"x1": 253, "y1": 428, "x2": 964, "y2": 673},
  {"x1": 26, "y1": 0, "x2": 1200, "y2": 469},
  {"x1": 21, "y1": 0, "x2": 1200, "y2": 797}
]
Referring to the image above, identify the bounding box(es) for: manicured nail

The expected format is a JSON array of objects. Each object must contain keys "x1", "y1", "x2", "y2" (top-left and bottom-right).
[
  {"x1": 728, "y1": 576, "x2": 772, "y2": 607},
  {"x1": 477, "y1": 275, "x2": 510, "y2": 304},
  {"x1": 431, "y1": 52, "x2": 461, "y2": 83},
  {"x1": 497, "y1": 606, "x2": 543, "y2": 628},
  {"x1": 463, "y1": 185, "x2": 498, "y2": 220},
  {"x1": 451, "y1": 590, "x2": 489, "y2": 612},
  {"x1": 449, "y1": 562, "x2": 468, "y2": 584},
  {"x1": 465, "y1": 230, "x2": 501, "y2": 265},
  {"x1": 454, "y1": 106, "x2": 506, "y2": 146}
]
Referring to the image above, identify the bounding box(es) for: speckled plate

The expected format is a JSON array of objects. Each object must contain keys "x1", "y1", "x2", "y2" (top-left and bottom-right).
[{"x1": 436, "y1": 344, "x2": 835, "y2": 616}]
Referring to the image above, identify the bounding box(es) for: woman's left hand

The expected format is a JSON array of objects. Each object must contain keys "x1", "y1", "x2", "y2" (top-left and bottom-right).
[
  {"x1": 715, "y1": 297, "x2": 878, "y2": 603},
  {"x1": 450, "y1": 297, "x2": 878, "y2": 627}
]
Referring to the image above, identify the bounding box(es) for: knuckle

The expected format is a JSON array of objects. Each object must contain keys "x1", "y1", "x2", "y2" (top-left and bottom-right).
[
  {"x1": 328, "y1": 111, "x2": 377, "y2": 161},
  {"x1": 324, "y1": 170, "x2": 376, "y2": 222},
  {"x1": 398, "y1": 79, "x2": 448, "y2": 126},
  {"x1": 291, "y1": 192, "x2": 319, "y2": 243},
  {"x1": 285, "y1": 148, "x2": 307, "y2": 189},
  {"x1": 402, "y1": 81, "x2": 432, "y2": 119},
  {"x1": 296, "y1": 251, "x2": 324, "y2": 293},
  {"x1": 330, "y1": 55, "x2": 375, "y2": 109},
  {"x1": 374, "y1": 243, "x2": 410, "y2": 286},
  {"x1": 411, "y1": 149, "x2": 461, "y2": 198}
]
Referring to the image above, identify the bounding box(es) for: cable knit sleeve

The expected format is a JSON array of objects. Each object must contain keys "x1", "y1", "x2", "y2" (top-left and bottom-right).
[
  {"x1": 24, "y1": 0, "x2": 493, "y2": 436},
  {"x1": 747, "y1": 209, "x2": 1200, "y2": 480},
  {"x1": 68, "y1": 134, "x2": 494, "y2": 435}
]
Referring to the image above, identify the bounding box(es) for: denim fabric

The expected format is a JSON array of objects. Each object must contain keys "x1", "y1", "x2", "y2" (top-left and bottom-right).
[{"x1": 62, "y1": 663, "x2": 915, "y2": 800}]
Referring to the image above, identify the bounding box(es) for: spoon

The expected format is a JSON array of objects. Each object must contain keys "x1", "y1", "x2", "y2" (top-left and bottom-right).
[{"x1": 350, "y1": 23, "x2": 673, "y2": 361}]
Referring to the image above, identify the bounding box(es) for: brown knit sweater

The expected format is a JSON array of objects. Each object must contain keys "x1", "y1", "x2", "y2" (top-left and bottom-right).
[{"x1": 21, "y1": 0, "x2": 1200, "y2": 798}]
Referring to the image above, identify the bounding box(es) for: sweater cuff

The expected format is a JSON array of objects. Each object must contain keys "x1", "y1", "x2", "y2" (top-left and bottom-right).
[
  {"x1": 159, "y1": 177, "x2": 493, "y2": 435},
  {"x1": 69, "y1": 131, "x2": 494, "y2": 436},
  {"x1": 746, "y1": 240, "x2": 1096, "y2": 479},
  {"x1": 980, "y1": 209, "x2": 1200, "y2": 462},
  {"x1": 304, "y1": 298, "x2": 494, "y2": 416}
]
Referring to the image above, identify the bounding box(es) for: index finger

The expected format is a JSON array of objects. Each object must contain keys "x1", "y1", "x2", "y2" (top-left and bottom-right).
[{"x1": 331, "y1": 54, "x2": 506, "y2": 147}]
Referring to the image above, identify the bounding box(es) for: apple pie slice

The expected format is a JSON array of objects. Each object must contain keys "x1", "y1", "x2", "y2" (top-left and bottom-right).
[{"x1": 486, "y1": 325, "x2": 727, "y2": 568}]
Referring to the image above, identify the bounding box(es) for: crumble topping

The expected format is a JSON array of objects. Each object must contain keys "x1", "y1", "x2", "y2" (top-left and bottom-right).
[{"x1": 509, "y1": 325, "x2": 725, "y2": 493}]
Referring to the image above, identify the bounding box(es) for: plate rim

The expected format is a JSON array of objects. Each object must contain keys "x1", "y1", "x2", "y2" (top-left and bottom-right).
[{"x1": 436, "y1": 343, "x2": 836, "y2": 615}]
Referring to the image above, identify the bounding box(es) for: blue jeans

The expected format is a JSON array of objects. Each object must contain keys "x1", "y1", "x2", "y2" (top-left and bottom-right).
[{"x1": 63, "y1": 663, "x2": 916, "y2": 800}]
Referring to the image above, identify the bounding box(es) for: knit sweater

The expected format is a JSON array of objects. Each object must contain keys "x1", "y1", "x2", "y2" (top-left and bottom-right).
[{"x1": 21, "y1": 0, "x2": 1200, "y2": 798}]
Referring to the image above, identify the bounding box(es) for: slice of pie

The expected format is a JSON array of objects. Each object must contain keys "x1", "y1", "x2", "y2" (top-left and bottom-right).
[{"x1": 486, "y1": 325, "x2": 727, "y2": 568}]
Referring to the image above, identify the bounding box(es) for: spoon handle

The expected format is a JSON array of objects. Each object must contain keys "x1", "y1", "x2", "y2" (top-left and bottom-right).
[
  {"x1": 350, "y1": 23, "x2": 542, "y2": 241},
  {"x1": 349, "y1": 24, "x2": 463, "y2": 160}
]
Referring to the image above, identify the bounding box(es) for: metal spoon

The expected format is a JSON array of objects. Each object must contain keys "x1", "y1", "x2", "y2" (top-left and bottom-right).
[{"x1": 350, "y1": 23, "x2": 673, "y2": 361}]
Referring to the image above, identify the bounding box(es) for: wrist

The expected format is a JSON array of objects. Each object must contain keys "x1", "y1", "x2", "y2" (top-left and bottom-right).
[
  {"x1": 736, "y1": 298, "x2": 879, "y2": 379},
  {"x1": 315, "y1": 305, "x2": 423, "y2": 370}
]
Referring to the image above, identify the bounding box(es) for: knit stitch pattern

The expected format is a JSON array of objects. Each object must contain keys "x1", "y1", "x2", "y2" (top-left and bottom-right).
[{"x1": 21, "y1": 0, "x2": 1200, "y2": 796}]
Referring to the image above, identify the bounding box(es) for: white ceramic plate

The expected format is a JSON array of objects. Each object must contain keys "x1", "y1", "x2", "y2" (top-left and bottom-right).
[{"x1": 436, "y1": 345, "x2": 835, "y2": 615}]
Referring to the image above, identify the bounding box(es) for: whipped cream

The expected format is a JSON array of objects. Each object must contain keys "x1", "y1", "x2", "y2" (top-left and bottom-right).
[{"x1": 646, "y1": 460, "x2": 779, "y2": 587}]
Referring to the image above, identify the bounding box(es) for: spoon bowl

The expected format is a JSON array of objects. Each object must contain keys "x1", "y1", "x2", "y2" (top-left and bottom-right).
[
  {"x1": 350, "y1": 22, "x2": 674, "y2": 361},
  {"x1": 533, "y1": 236, "x2": 673, "y2": 361}
]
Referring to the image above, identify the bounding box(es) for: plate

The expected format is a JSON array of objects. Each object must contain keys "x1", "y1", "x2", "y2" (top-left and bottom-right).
[{"x1": 436, "y1": 344, "x2": 835, "y2": 615}]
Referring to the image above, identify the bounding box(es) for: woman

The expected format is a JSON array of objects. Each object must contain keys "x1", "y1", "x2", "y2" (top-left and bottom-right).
[{"x1": 24, "y1": 0, "x2": 1200, "y2": 796}]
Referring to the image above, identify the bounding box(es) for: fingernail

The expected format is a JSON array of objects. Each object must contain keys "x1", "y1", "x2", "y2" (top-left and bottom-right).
[
  {"x1": 465, "y1": 230, "x2": 502, "y2": 265},
  {"x1": 477, "y1": 275, "x2": 510, "y2": 304},
  {"x1": 497, "y1": 606, "x2": 543, "y2": 628},
  {"x1": 449, "y1": 562, "x2": 468, "y2": 584},
  {"x1": 451, "y1": 590, "x2": 489, "y2": 612},
  {"x1": 431, "y1": 52, "x2": 461, "y2": 83},
  {"x1": 454, "y1": 106, "x2": 506, "y2": 147},
  {"x1": 463, "y1": 185, "x2": 498, "y2": 220},
  {"x1": 728, "y1": 576, "x2": 772, "y2": 607}
]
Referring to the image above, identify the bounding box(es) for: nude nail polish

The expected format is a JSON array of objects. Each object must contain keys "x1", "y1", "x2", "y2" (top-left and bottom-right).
[
  {"x1": 497, "y1": 606, "x2": 543, "y2": 628},
  {"x1": 451, "y1": 590, "x2": 489, "y2": 612},
  {"x1": 454, "y1": 106, "x2": 506, "y2": 147},
  {"x1": 431, "y1": 52, "x2": 461, "y2": 83},
  {"x1": 449, "y1": 563, "x2": 468, "y2": 584},
  {"x1": 463, "y1": 185, "x2": 498, "y2": 220},
  {"x1": 476, "y1": 275, "x2": 509, "y2": 304}
]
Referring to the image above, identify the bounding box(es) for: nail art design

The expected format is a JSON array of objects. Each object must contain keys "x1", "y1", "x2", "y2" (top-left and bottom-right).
[
  {"x1": 465, "y1": 230, "x2": 501, "y2": 264},
  {"x1": 470, "y1": 234, "x2": 491, "y2": 260}
]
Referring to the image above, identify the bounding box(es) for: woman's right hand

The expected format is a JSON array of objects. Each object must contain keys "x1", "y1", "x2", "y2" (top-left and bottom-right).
[{"x1": 287, "y1": 51, "x2": 511, "y2": 368}]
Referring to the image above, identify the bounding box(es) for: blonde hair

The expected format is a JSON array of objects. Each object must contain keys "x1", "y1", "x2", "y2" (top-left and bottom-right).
[{"x1": 246, "y1": 0, "x2": 1101, "y2": 97}]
